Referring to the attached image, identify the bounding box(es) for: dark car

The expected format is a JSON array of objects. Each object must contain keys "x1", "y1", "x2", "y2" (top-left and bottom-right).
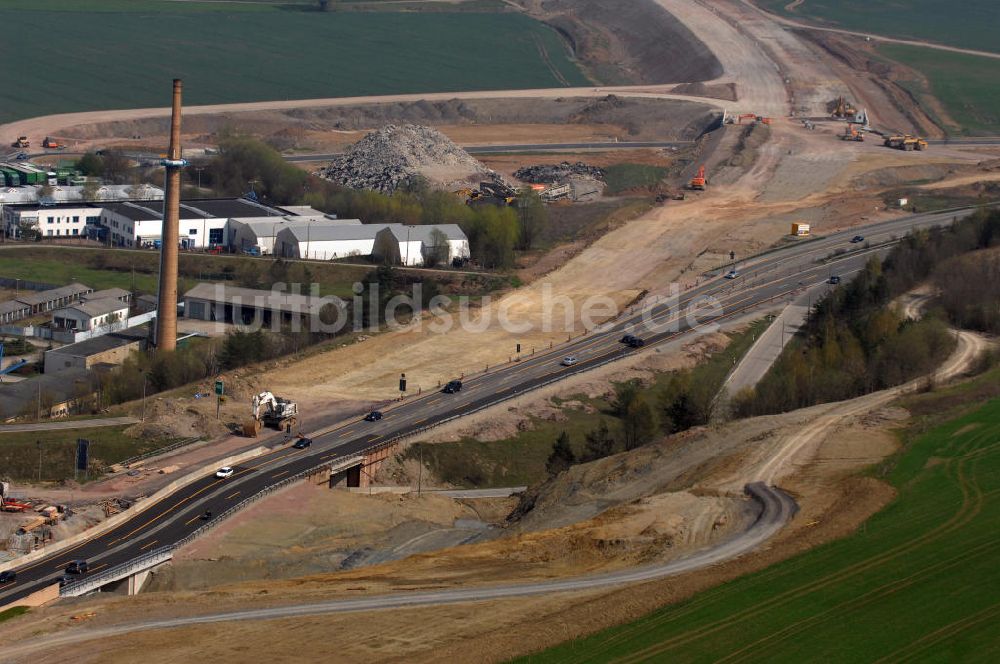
[
  {"x1": 850, "y1": 235, "x2": 865, "y2": 243},
  {"x1": 442, "y1": 380, "x2": 463, "y2": 394},
  {"x1": 292, "y1": 436, "x2": 313, "y2": 449},
  {"x1": 627, "y1": 336, "x2": 645, "y2": 348},
  {"x1": 363, "y1": 411, "x2": 383, "y2": 422},
  {"x1": 621, "y1": 334, "x2": 636, "y2": 345},
  {"x1": 65, "y1": 560, "x2": 88, "y2": 575},
  {"x1": 0, "y1": 570, "x2": 15, "y2": 584},
  {"x1": 828, "y1": 275, "x2": 842, "y2": 285}
]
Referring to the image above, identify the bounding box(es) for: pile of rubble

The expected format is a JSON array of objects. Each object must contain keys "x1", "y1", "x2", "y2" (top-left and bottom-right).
[
  {"x1": 317, "y1": 124, "x2": 490, "y2": 194},
  {"x1": 514, "y1": 161, "x2": 606, "y2": 184}
]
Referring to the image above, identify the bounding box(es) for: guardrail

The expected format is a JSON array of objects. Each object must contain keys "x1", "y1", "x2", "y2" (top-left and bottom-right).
[
  {"x1": 115, "y1": 437, "x2": 202, "y2": 469},
  {"x1": 61, "y1": 548, "x2": 173, "y2": 597},
  {"x1": 59, "y1": 456, "x2": 364, "y2": 597},
  {"x1": 56, "y1": 286, "x2": 803, "y2": 599}
]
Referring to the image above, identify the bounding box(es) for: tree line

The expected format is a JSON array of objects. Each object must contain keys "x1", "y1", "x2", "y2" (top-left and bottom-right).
[{"x1": 732, "y1": 208, "x2": 1000, "y2": 417}]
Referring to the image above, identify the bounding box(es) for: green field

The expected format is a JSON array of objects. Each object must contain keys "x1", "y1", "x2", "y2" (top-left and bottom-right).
[
  {"x1": 756, "y1": 0, "x2": 1000, "y2": 54},
  {"x1": 0, "y1": 1, "x2": 587, "y2": 124},
  {"x1": 878, "y1": 44, "x2": 1000, "y2": 136},
  {"x1": 523, "y1": 376, "x2": 1000, "y2": 662},
  {"x1": 0, "y1": 426, "x2": 167, "y2": 481}
]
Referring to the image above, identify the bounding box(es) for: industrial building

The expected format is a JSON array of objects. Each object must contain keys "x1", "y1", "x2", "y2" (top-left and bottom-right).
[
  {"x1": 51, "y1": 297, "x2": 130, "y2": 333},
  {"x1": 9, "y1": 283, "x2": 93, "y2": 316},
  {"x1": 275, "y1": 223, "x2": 391, "y2": 261},
  {"x1": 42, "y1": 327, "x2": 149, "y2": 376},
  {"x1": 372, "y1": 224, "x2": 470, "y2": 266},
  {"x1": 182, "y1": 283, "x2": 330, "y2": 326},
  {"x1": 229, "y1": 215, "x2": 360, "y2": 256},
  {"x1": 1, "y1": 197, "x2": 288, "y2": 248}
]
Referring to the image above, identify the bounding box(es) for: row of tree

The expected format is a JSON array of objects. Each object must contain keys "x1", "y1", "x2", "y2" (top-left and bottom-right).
[{"x1": 732, "y1": 208, "x2": 1000, "y2": 417}]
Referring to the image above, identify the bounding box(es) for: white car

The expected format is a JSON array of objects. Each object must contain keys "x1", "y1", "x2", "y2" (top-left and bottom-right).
[
  {"x1": 215, "y1": 467, "x2": 234, "y2": 479},
  {"x1": 724, "y1": 270, "x2": 739, "y2": 280},
  {"x1": 561, "y1": 356, "x2": 578, "y2": 366}
]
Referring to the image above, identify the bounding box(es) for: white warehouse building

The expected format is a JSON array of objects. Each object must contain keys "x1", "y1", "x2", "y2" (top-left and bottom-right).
[
  {"x1": 372, "y1": 224, "x2": 470, "y2": 267},
  {"x1": 230, "y1": 216, "x2": 361, "y2": 256},
  {"x1": 276, "y1": 223, "x2": 394, "y2": 261}
]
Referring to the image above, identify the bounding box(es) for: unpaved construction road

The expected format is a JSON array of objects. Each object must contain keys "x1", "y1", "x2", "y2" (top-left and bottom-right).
[{"x1": 0, "y1": 482, "x2": 794, "y2": 659}]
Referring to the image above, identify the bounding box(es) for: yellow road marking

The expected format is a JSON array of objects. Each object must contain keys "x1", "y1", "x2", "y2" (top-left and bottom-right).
[
  {"x1": 272, "y1": 470, "x2": 289, "y2": 479},
  {"x1": 225, "y1": 491, "x2": 240, "y2": 500},
  {"x1": 184, "y1": 514, "x2": 202, "y2": 526},
  {"x1": 139, "y1": 540, "x2": 157, "y2": 551}
]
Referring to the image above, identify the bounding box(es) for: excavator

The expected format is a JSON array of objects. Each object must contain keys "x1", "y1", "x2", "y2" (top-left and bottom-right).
[
  {"x1": 688, "y1": 165, "x2": 707, "y2": 191},
  {"x1": 841, "y1": 125, "x2": 865, "y2": 142},
  {"x1": 243, "y1": 391, "x2": 298, "y2": 437},
  {"x1": 831, "y1": 96, "x2": 857, "y2": 118}
]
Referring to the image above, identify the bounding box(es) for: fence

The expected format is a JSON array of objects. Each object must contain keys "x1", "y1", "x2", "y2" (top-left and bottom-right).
[{"x1": 114, "y1": 437, "x2": 202, "y2": 470}]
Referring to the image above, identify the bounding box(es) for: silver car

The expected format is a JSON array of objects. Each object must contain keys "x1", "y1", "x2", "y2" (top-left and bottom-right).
[{"x1": 561, "y1": 356, "x2": 578, "y2": 366}]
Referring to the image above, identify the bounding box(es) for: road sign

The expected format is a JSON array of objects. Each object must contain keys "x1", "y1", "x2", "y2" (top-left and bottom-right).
[
  {"x1": 75, "y1": 439, "x2": 90, "y2": 471},
  {"x1": 399, "y1": 373, "x2": 407, "y2": 392},
  {"x1": 214, "y1": 380, "x2": 224, "y2": 396}
]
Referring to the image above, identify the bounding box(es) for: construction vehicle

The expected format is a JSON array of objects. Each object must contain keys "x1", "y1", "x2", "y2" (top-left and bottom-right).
[
  {"x1": 688, "y1": 165, "x2": 707, "y2": 191},
  {"x1": 0, "y1": 482, "x2": 31, "y2": 513},
  {"x1": 244, "y1": 391, "x2": 298, "y2": 436},
  {"x1": 831, "y1": 96, "x2": 857, "y2": 118},
  {"x1": 757, "y1": 116, "x2": 772, "y2": 125},
  {"x1": 884, "y1": 134, "x2": 928, "y2": 151},
  {"x1": 736, "y1": 113, "x2": 758, "y2": 124},
  {"x1": 10, "y1": 136, "x2": 29, "y2": 148},
  {"x1": 791, "y1": 222, "x2": 811, "y2": 236},
  {"x1": 841, "y1": 125, "x2": 865, "y2": 142},
  {"x1": 42, "y1": 136, "x2": 64, "y2": 149}
]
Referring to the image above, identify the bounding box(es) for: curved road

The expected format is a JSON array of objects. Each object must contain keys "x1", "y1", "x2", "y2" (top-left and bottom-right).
[
  {"x1": 0, "y1": 482, "x2": 794, "y2": 657},
  {"x1": 0, "y1": 204, "x2": 981, "y2": 612}
]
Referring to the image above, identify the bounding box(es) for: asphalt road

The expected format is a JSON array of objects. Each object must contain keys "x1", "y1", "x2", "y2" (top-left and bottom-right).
[
  {"x1": 0, "y1": 205, "x2": 983, "y2": 607},
  {"x1": 0, "y1": 482, "x2": 794, "y2": 656}
]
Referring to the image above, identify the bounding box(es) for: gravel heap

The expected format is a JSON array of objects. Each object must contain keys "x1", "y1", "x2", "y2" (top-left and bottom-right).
[
  {"x1": 318, "y1": 124, "x2": 489, "y2": 194},
  {"x1": 514, "y1": 161, "x2": 606, "y2": 184}
]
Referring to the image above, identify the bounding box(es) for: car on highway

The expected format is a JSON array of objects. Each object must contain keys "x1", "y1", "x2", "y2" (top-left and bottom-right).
[
  {"x1": 623, "y1": 335, "x2": 645, "y2": 348},
  {"x1": 0, "y1": 570, "x2": 15, "y2": 584},
  {"x1": 292, "y1": 436, "x2": 313, "y2": 449},
  {"x1": 215, "y1": 467, "x2": 234, "y2": 479},
  {"x1": 14, "y1": 152, "x2": 28, "y2": 160},
  {"x1": 65, "y1": 560, "x2": 88, "y2": 575},
  {"x1": 561, "y1": 356, "x2": 578, "y2": 366},
  {"x1": 828, "y1": 275, "x2": 842, "y2": 284},
  {"x1": 724, "y1": 270, "x2": 739, "y2": 279},
  {"x1": 363, "y1": 411, "x2": 383, "y2": 422},
  {"x1": 442, "y1": 380, "x2": 463, "y2": 394},
  {"x1": 850, "y1": 235, "x2": 865, "y2": 243}
]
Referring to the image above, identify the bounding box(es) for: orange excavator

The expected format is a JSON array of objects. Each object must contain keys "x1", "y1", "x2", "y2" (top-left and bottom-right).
[
  {"x1": 689, "y1": 165, "x2": 707, "y2": 191},
  {"x1": 736, "y1": 113, "x2": 758, "y2": 124}
]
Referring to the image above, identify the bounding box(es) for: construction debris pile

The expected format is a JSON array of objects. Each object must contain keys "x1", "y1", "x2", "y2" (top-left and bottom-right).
[
  {"x1": 514, "y1": 161, "x2": 606, "y2": 184},
  {"x1": 318, "y1": 124, "x2": 490, "y2": 194}
]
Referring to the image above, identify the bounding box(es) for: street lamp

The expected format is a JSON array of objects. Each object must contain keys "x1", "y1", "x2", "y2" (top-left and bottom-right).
[
  {"x1": 36, "y1": 440, "x2": 42, "y2": 482},
  {"x1": 139, "y1": 368, "x2": 148, "y2": 421}
]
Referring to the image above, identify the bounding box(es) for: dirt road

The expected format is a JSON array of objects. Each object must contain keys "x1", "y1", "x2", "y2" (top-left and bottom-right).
[
  {"x1": 0, "y1": 483, "x2": 796, "y2": 661},
  {"x1": 744, "y1": 0, "x2": 1000, "y2": 61}
]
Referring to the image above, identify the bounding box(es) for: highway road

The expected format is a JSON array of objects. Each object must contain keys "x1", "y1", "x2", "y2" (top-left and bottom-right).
[
  {"x1": 0, "y1": 205, "x2": 983, "y2": 608},
  {"x1": 0, "y1": 482, "x2": 794, "y2": 657}
]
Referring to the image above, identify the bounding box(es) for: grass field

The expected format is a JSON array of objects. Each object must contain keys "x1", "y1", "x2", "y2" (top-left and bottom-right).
[
  {"x1": 408, "y1": 319, "x2": 768, "y2": 487},
  {"x1": 603, "y1": 164, "x2": 668, "y2": 195},
  {"x1": 0, "y1": 1, "x2": 587, "y2": 125},
  {"x1": 756, "y1": 0, "x2": 1000, "y2": 54},
  {"x1": 878, "y1": 44, "x2": 1000, "y2": 136},
  {"x1": 523, "y1": 373, "x2": 1000, "y2": 662},
  {"x1": 0, "y1": 426, "x2": 169, "y2": 482}
]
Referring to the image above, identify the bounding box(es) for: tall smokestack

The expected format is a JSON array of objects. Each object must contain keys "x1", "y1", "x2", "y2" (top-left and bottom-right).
[{"x1": 155, "y1": 79, "x2": 184, "y2": 351}]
